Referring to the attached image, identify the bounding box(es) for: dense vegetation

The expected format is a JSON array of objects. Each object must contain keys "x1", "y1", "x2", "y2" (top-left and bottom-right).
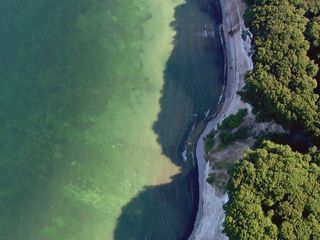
[
  {"x1": 218, "y1": 108, "x2": 248, "y2": 130},
  {"x1": 204, "y1": 130, "x2": 216, "y2": 153},
  {"x1": 224, "y1": 141, "x2": 320, "y2": 239},
  {"x1": 240, "y1": 0, "x2": 320, "y2": 136},
  {"x1": 204, "y1": 109, "x2": 248, "y2": 151},
  {"x1": 217, "y1": 109, "x2": 249, "y2": 146},
  {"x1": 223, "y1": 0, "x2": 320, "y2": 239},
  {"x1": 219, "y1": 126, "x2": 250, "y2": 146}
]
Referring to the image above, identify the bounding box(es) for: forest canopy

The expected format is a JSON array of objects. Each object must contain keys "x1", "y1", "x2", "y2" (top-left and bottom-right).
[
  {"x1": 240, "y1": 0, "x2": 320, "y2": 136},
  {"x1": 224, "y1": 141, "x2": 320, "y2": 240},
  {"x1": 223, "y1": 1, "x2": 320, "y2": 239}
]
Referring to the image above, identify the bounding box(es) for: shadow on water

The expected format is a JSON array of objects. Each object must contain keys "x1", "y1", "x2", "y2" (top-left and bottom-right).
[{"x1": 114, "y1": 0, "x2": 224, "y2": 239}]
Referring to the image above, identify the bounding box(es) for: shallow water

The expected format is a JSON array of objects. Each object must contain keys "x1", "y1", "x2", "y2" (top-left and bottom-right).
[{"x1": 0, "y1": 0, "x2": 223, "y2": 239}]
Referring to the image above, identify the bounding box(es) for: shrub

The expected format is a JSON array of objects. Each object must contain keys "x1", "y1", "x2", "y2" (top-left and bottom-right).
[
  {"x1": 204, "y1": 130, "x2": 216, "y2": 152},
  {"x1": 218, "y1": 109, "x2": 248, "y2": 130},
  {"x1": 234, "y1": 126, "x2": 250, "y2": 139},
  {"x1": 206, "y1": 175, "x2": 215, "y2": 185},
  {"x1": 220, "y1": 131, "x2": 235, "y2": 146}
]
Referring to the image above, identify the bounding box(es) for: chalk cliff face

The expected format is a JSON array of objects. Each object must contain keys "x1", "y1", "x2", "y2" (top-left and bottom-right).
[{"x1": 189, "y1": 0, "x2": 253, "y2": 239}]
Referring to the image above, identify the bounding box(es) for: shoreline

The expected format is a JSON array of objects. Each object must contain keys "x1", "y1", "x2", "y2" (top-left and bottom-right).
[{"x1": 189, "y1": 0, "x2": 253, "y2": 239}]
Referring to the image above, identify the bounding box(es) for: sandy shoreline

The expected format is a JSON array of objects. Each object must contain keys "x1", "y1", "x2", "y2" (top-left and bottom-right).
[{"x1": 189, "y1": 0, "x2": 253, "y2": 239}]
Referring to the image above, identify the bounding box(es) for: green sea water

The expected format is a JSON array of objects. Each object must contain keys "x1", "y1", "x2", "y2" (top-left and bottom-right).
[{"x1": 0, "y1": 0, "x2": 224, "y2": 239}]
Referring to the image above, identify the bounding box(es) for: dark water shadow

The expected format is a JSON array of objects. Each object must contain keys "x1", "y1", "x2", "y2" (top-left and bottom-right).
[{"x1": 114, "y1": 0, "x2": 223, "y2": 239}]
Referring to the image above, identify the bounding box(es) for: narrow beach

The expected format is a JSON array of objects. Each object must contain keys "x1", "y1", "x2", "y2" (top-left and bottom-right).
[{"x1": 189, "y1": 0, "x2": 253, "y2": 239}]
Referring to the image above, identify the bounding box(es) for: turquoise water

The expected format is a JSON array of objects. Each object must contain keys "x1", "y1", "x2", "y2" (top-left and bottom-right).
[{"x1": 0, "y1": 0, "x2": 223, "y2": 239}]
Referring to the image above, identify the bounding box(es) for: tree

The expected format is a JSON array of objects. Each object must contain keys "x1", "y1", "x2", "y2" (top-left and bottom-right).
[
  {"x1": 224, "y1": 141, "x2": 320, "y2": 239},
  {"x1": 306, "y1": 16, "x2": 320, "y2": 47}
]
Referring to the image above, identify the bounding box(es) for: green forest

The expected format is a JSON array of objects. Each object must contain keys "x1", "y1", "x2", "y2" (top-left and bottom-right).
[
  {"x1": 240, "y1": 0, "x2": 320, "y2": 136},
  {"x1": 225, "y1": 141, "x2": 320, "y2": 239},
  {"x1": 224, "y1": 0, "x2": 320, "y2": 239}
]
